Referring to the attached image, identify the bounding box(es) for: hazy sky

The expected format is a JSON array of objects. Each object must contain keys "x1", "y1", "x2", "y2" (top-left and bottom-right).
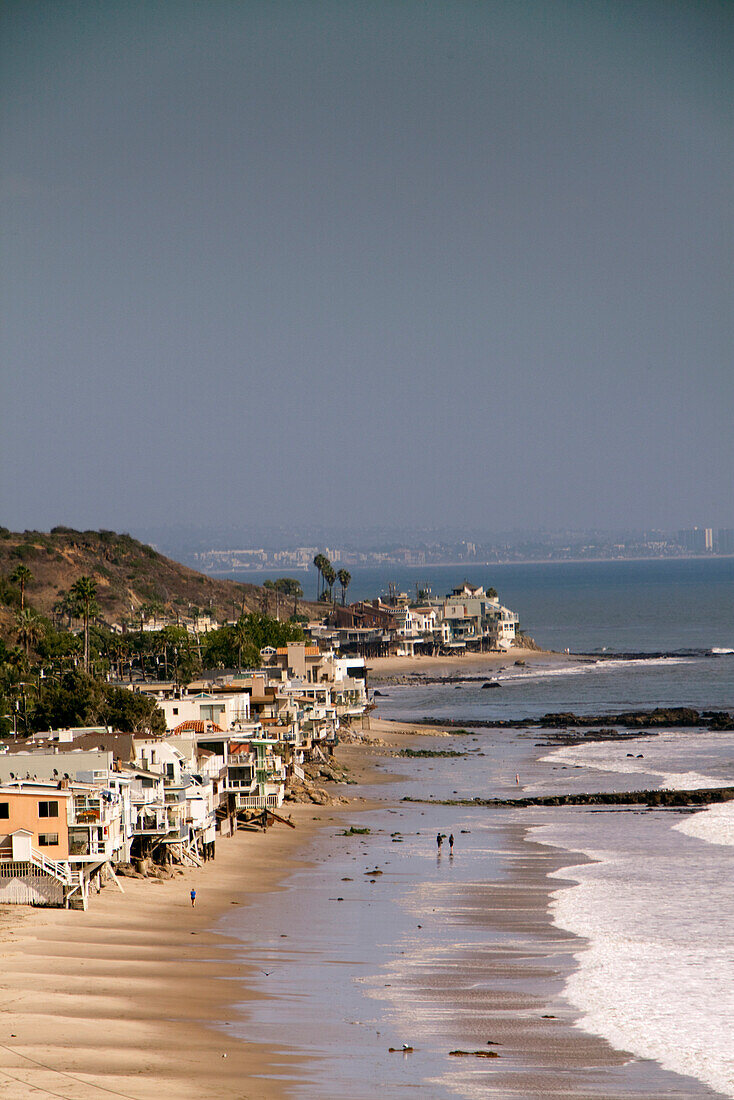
[{"x1": 2, "y1": 1, "x2": 732, "y2": 538}]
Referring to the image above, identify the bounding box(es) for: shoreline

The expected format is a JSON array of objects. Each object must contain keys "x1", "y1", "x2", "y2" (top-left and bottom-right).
[
  {"x1": 367, "y1": 646, "x2": 566, "y2": 679},
  {"x1": 0, "y1": 717, "x2": 724, "y2": 1099}
]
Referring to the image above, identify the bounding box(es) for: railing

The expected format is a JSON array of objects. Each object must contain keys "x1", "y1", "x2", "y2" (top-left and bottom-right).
[
  {"x1": 234, "y1": 793, "x2": 279, "y2": 810},
  {"x1": 0, "y1": 849, "x2": 72, "y2": 885}
]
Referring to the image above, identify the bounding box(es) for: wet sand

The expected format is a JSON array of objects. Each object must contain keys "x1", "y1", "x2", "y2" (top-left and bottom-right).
[{"x1": 389, "y1": 822, "x2": 719, "y2": 1099}]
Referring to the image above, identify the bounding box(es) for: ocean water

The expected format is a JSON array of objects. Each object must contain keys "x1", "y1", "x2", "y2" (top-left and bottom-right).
[
  {"x1": 527, "y1": 723, "x2": 734, "y2": 1098},
  {"x1": 376, "y1": 650, "x2": 734, "y2": 718},
  {"x1": 221, "y1": 561, "x2": 734, "y2": 1098}
]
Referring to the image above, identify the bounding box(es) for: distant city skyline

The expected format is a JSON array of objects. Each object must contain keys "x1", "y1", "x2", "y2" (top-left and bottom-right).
[
  {"x1": 131, "y1": 522, "x2": 734, "y2": 570},
  {"x1": 2, "y1": 2, "x2": 732, "y2": 533}
]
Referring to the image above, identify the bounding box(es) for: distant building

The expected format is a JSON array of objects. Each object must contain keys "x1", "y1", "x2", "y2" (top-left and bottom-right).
[
  {"x1": 717, "y1": 529, "x2": 734, "y2": 555},
  {"x1": 679, "y1": 527, "x2": 713, "y2": 553}
]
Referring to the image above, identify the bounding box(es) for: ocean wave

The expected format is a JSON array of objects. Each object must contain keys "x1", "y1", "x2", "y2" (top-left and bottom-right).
[
  {"x1": 711, "y1": 647, "x2": 734, "y2": 655},
  {"x1": 535, "y1": 822, "x2": 734, "y2": 1098},
  {"x1": 497, "y1": 655, "x2": 691, "y2": 684},
  {"x1": 674, "y1": 802, "x2": 734, "y2": 849},
  {"x1": 537, "y1": 735, "x2": 733, "y2": 790}
]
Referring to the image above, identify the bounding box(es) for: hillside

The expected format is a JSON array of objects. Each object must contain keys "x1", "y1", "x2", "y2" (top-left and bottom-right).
[{"x1": 0, "y1": 527, "x2": 314, "y2": 633}]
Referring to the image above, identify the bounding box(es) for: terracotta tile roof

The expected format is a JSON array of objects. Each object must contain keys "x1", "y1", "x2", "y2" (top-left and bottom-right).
[{"x1": 171, "y1": 720, "x2": 223, "y2": 734}]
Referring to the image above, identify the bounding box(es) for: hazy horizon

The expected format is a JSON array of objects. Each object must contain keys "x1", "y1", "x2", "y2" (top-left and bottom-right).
[{"x1": 2, "y1": 1, "x2": 732, "y2": 535}]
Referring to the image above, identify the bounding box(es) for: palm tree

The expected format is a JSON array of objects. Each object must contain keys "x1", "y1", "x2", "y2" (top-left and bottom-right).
[
  {"x1": 15, "y1": 607, "x2": 43, "y2": 657},
  {"x1": 337, "y1": 569, "x2": 352, "y2": 606},
  {"x1": 10, "y1": 565, "x2": 33, "y2": 610},
  {"x1": 288, "y1": 578, "x2": 303, "y2": 617},
  {"x1": 322, "y1": 562, "x2": 336, "y2": 604},
  {"x1": 233, "y1": 616, "x2": 250, "y2": 670},
  {"x1": 274, "y1": 577, "x2": 302, "y2": 618},
  {"x1": 313, "y1": 554, "x2": 328, "y2": 600},
  {"x1": 262, "y1": 580, "x2": 276, "y2": 616},
  {"x1": 70, "y1": 576, "x2": 97, "y2": 674}
]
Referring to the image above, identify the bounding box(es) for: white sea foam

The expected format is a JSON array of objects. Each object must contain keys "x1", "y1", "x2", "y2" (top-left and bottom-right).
[
  {"x1": 535, "y1": 731, "x2": 733, "y2": 794},
  {"x1": 496, "y1": 655, "x2": 691, "y2": 685},
  {"x1": 536, "y1": 820, "x2": 734, "y2": 1098},
  {"x1": 710, "y1": 647, "x2": 734, "y2": 654},
  {"x1": 674, "y1": 801, "x2": 734, "y2": 848}
]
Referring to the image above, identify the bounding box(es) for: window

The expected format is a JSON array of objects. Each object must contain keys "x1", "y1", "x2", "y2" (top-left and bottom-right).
[
  {"x1": 0, "y1": 802, "x2": 9, "y2": 819},
  {"x1": 38, "y1": 833, "x2": 59, "y2": 847},
  {"x1": 38, "y1": 800, "x2": 59, "y2": 818},
  {"x1": 172, "y1": 707, "x2": 179, "y2": 715}
]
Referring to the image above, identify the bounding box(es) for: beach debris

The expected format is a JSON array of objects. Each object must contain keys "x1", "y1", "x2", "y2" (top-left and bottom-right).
[
  {"x1": 449, "y1": 1049, "x2": 499, "y2": 1058},
  {"x1": 340, "y1": 826, "x2": 371, "y2": 835},
  {"x1": 541, "y1": 1014, "x2": 556, "y2": 1019},
  {"x1": 388, "y1": 1045, "x2": 414, "y2": 1053}
]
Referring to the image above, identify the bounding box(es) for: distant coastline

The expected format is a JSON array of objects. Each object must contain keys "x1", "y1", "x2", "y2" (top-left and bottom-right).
[{"x1": 203, "y1": 552, "x2": 734, "y2": 577}]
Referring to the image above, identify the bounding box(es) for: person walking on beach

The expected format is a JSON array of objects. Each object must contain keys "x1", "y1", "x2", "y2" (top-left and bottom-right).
[
  {"x1": 190, "y1": 888, "x2": 196, "y2": 908},
  {"x1": 436, "y1": 832, "x2": 442, "y2": 850},
  {"x1": 449, "y1": 833, "x2": 454, "y2": 853}
]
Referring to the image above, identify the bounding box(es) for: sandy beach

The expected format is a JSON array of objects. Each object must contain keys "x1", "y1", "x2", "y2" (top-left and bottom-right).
[
  {"x1": 367, "y1": 646, "x2": 572, "y2": 679},
  {"x1": 0, "y1": 801, "x2": 353, "y2": 1100},
  {"x1": 0, "y1": 714, "x2": 720, "y2": 1100}
]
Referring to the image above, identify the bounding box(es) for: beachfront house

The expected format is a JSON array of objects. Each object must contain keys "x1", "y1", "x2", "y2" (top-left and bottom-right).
[
  {"x1": 0, "y1": 781, "x2": 124, "y2": 908},
  {"x1": 0, "y1": 784, "x2": 76, "y2": 906},
  {"x1": 152, "y1": 689, "x2": 251, "y2": 732},
  {"x1": 225, "y1": 735, "x2": 286, "y2": 812},
  {"x1": 441, "y1": 585, "x2": 518, "y2": 651},
  {"x1": 133, "y1": 736, "x2": 216, "y2": 864},
  {"x1": 0, "y1": 747, "x2": 134, "y2": 865}
]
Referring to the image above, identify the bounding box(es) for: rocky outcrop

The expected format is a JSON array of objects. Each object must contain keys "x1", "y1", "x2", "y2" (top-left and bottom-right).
[
  {"x1": 403, "y1": 786, "x2": 734, "y2": 809},
  {"x1": 415, "y1": 707, "x2": 734, "y2": 731},
  {"x1": 284, "y1": 777, "x2": 350, "y2": 806}
]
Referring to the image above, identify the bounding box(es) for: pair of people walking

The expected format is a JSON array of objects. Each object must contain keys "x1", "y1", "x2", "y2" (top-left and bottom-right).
[{"x1": 436, "y1": 832, "x2": 454, "y2": 852}]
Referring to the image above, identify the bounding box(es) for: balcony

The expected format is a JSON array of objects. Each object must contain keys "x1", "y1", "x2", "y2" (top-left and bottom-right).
[{"x1": 234, "y1": 793, "x2": 280, "y2": 810}]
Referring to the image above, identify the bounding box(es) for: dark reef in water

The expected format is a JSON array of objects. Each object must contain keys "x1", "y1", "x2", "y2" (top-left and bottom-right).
[
  {"x1": 403, "y1": 787, "x2": 734, "y2": 809},
  {"x1": 416, "y1": 707, "x2": 734, "y2": 731}
]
